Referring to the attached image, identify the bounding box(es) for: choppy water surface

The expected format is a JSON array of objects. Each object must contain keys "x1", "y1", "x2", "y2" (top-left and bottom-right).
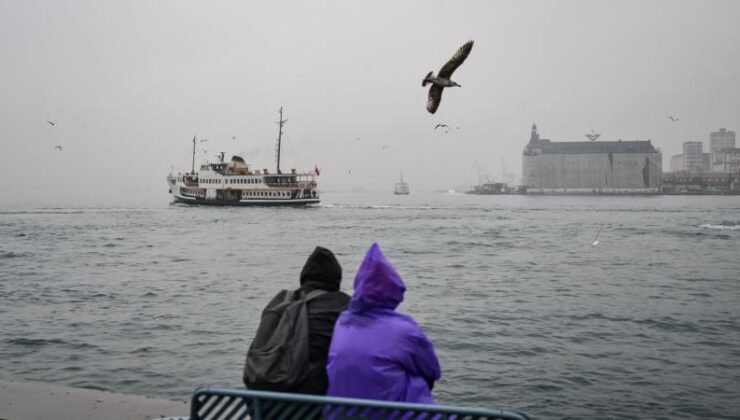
[{"x1": 1, "y1": 193, "x2": 739, "y2": 419}]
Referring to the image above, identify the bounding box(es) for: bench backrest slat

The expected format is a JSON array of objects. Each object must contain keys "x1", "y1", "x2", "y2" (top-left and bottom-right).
[{"x1": 190, "y1": 387, "x2": 530, "y2": 420}]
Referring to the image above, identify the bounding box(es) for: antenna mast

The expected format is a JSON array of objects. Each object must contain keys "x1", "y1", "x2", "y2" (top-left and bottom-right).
[
  {"x1": 191, "y1": 135, "x2": 197, "y2": 174},
  {"x1": 275, "y1": 107, "x2": 287, "y2": 174}
]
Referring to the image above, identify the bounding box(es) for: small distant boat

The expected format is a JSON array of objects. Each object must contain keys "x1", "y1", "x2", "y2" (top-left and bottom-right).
[{"x1": 394, "y1": 172, "x2": 410, "y2": 195}]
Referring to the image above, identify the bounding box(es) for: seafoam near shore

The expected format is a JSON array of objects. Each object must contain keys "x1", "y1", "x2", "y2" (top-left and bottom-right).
[{"x1": 0, "y1": 378, "x2": 188, "y2": 420}]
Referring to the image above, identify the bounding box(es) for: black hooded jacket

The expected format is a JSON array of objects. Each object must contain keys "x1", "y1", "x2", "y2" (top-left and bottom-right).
[{"x1": 294, "y1": 246, "x2": 350, "y2": 395}]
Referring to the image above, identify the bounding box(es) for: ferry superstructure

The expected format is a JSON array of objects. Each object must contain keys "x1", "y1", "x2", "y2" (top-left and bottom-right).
[{"x1": 166, "y1": 108, "x2": 320, "y2": 206}]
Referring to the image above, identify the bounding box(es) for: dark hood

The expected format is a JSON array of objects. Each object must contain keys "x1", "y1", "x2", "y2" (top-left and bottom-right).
[{"x1": 300, "y1": 246, "x2": 342, "y2": 292}]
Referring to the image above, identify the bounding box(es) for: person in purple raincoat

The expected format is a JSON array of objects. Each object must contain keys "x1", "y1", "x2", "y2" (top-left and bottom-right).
[{"x1": 327, "y1": 242, "x2": 441, "y2": 403}]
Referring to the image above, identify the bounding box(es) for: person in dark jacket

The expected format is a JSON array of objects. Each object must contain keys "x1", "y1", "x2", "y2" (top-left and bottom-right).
[
  {"x1": 298, "y1": 246, "x2": 351, "y2": 394},
  {"x1": 245, "y1": 246, "x2": 350, "y2": 395}
]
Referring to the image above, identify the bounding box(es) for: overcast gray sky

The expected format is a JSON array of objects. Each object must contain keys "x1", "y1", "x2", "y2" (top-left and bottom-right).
[{"x1": 1, "y1": 0, "x2": 739, "y2": 207}]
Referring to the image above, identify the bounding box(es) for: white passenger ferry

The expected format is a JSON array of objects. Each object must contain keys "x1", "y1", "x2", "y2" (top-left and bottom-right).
[{"x1": 166, "y1": 108, "x2": 320, "y2": 206}]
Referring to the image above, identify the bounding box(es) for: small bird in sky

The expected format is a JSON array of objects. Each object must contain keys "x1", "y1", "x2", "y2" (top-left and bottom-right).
[
  {"x1": 592, "y1": 224, "x2": 603, "y2": 246},
  {"x1": 423, "y1": 40, "x2": 474, "y2": 114},
  {"x1": 435, "y1": 124, "x2": 450, "y2": 134},
  {"x1": 200, "y1": 138, "x2": 208, "y2": 143},
  {"x1": 669, "y1": 116, "x2": 679, "y2": 122},
  {"x1": 53, "y1": 145, "x2": 62, "y2": 151},
  {"x1": 46, "y1": 121, "x2": 57, "y2": 126},
  {"x1": 232, "y1": 136, "x2": 236, "y2": 140}
]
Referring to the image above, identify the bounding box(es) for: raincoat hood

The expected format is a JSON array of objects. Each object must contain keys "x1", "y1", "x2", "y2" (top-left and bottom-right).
[
  {"x1": 300, "y1": 246, "x2": 342, "y2": 291},
  {"x1": 350, "y1": 243, "x2": 405, "y2": 311}
]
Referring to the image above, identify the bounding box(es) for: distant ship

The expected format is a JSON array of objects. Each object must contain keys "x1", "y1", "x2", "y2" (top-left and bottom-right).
[
  {"x1": 466, "y1": 182, "x2": 508, "y2": 195},
  {"x1": 166, "y1": 108, "x2": 320, "y2": 206},
  {"x1": 394, "y1": 172, "x2": 410, "y2": 195}
]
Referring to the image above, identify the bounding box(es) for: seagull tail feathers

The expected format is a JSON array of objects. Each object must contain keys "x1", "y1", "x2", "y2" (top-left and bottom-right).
[{"x1": 422, "y1": 71, "x2": 433, "y2": 87}]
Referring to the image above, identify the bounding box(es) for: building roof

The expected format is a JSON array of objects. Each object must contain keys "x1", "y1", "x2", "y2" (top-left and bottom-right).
[{"x1": 526, "y1": 139, "x2": 659, "y2": 155}]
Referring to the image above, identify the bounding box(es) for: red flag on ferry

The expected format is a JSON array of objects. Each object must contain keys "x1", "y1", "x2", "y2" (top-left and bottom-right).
[{"x1": 314, "y1": 165, "x2": 320, "y2": 176}]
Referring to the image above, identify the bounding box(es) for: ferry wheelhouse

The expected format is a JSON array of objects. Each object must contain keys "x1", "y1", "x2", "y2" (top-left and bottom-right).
[{"x1": 166, "y1": 108, "x2": 320, "y2": 206}]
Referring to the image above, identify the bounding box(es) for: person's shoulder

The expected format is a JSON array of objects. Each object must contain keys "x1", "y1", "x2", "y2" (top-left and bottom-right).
[
  {"x1": 308, "y1": 289, "x2": 350, "y2": 308},
  {"x1": 332, "y1": 290, "x2": 351, "y2": 302},
  {"x1": 325, "y1": 290, "x2": 351, "y2": 305},
  {"x1": 311, "y1": 289, "x2": 350, "y2": 300},
  {"x1": 390, "y1": 311, "x2": 424, "y2": 331}
]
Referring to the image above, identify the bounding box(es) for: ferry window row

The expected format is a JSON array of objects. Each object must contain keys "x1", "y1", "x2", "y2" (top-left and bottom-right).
[
  {"x1": 245, "y1": 191, "x2": 291, "y2": 198},
  {"x1": 201, "y1": 178, "x2": 263, "y2": 184},
  {"x1": 228, "y1": 178, "x2": 262, "y2": 184}
]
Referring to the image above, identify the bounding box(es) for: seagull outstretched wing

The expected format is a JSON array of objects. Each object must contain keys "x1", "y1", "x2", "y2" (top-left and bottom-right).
[
  {"x1": 438, "y1": 40, "x2": 474, "y2": 79},
  {"x1": 592, "y1": 224, "x2": 603, "y2": 245},
  {"x1": 427, "y1": 85, "x2": 444, "y2": 114}
]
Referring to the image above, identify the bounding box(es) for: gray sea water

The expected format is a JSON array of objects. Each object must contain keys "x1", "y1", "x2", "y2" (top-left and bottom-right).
[{"x1": 1, "y1": 192, "x2": 739, "y2": 419}]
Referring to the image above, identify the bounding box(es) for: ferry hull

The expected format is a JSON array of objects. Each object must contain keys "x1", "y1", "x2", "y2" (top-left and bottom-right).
[{"x1": 172, "y1": 195, "x2": 319, "y2": 207}]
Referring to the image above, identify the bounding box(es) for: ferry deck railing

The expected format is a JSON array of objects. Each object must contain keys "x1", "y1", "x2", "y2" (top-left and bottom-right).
[{"x1": 190, "y1": 386, "x2": 530, "y2": 420}]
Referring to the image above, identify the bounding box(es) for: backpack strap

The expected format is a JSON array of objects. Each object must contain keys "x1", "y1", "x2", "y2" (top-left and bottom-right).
[{"x1": 302, "y1": 289, "x2": 327, "y2": 302}]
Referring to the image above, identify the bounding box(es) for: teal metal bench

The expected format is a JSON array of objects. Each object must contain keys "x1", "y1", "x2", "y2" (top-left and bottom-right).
[{"x1": 190, "y1": 387, "x2": 530, "y2": 420}]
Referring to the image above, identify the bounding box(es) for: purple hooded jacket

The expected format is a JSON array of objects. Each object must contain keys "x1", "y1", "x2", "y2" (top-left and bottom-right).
[{"x1": 326, "y1": 243, "x2": 441, "y2": 403}]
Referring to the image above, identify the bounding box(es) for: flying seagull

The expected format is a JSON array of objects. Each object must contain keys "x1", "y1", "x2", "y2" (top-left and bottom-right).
[
  {"x1": 669, "y1": 116, "x2": 679, "y2": 122},
  {"x1": 53, "y1": 145, "x2": 62, "y2": 151},
  {"x1": 46, "y1": 121, "x2": 57, "y2": 126},
  {"x1": 423, "y1": 40, "x2": 474, "y2": 114},
  {"x1": 200, "y1": 138, "x2": 208, "y2": 143},
  {"x1": 434, "y1": 124, "x2": 449, "y2": 130},
  {"x1": 592, "y1": 224, "x2": 603, "y2": 246}
]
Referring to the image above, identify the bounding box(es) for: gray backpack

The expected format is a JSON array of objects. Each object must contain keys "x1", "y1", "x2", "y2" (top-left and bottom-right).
[{"x1": 244, "y1": 289, "x2": 326, "y2": 391}]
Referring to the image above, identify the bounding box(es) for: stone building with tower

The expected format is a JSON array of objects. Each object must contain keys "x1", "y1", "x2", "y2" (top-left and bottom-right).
[{"x1": 522, "y1": 124, "x2": 662, "y2": 193}]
